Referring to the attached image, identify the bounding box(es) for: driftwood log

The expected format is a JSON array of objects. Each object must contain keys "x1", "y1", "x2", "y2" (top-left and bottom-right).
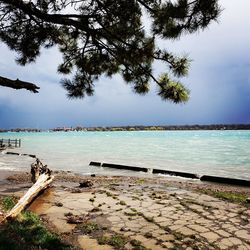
[{"x1": 4, "y1": 159, "x2": 54, "y2": 221}]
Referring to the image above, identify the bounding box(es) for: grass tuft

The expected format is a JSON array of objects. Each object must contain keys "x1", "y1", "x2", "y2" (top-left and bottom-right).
[
  {"x1": 79, "y1": 222, "x2": 99, "y2": 234},
  {"x1": 98, "y1": 234, "x2": 126, "y2": 249},
  {"x1": 0, "y1": 209, "x2": 73, "y2": 250},
  {"x1": 2, "y1": 196, "x2": 17, "y2": 211},
  {"x1": 130, "y1": 239, "x2": 151, "y2": 250},
  {"x1": 202, "y1": 190, "x2": 249, "y2": 206},
  {"x1": 119, "y1": 200, "x2": 126, "y2": 206}
]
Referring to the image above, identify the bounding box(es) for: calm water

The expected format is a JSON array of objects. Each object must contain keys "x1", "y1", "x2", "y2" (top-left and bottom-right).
[{"x1": 0, "y1": 130, "x2": 250, "y2": 180}]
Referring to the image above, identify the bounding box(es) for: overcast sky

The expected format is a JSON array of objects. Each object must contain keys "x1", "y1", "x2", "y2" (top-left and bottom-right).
[{"x1": 0, "y1": 0, "x2": 250, "y2": 129}]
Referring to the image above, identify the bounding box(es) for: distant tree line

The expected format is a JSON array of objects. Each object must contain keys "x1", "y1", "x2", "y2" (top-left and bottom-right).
[
  {"x1": 0, "y1": 128, "x2": 41, "y2": 133},
  {"x1": 75, "y1": 124, "x2": 250, "y2": 131},
  {"x1": 1, "y1": 124, "x2": 250, "y2": 133}
]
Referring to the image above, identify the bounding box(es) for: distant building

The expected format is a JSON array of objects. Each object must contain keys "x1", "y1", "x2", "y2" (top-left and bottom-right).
[{"x1": 51, "y1": 127, "x2": 73, "y2": 132}]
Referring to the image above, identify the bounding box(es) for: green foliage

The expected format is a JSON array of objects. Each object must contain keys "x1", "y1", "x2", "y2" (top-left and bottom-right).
[
  {"x1": 0, "y1": 0, "x2": 220, "y2": 102},
  {"x1": 136, "y1": 178, "x2": 145, "y2": 185},
  {"x1": 202, "y1": 190, "x2": 249, "y2": 206},
  {"x1": 119, "y1": 200, "x2": 127, "y2": 206},
  {"x1": 124, "y1": 211, "x2": 137, "y2": 216},
  {"x1": 1, "y1": 196, "x2": 17, "y2": 211},
  {"x1": 130, "y1": 239, "x2": 151, "y2": 250},
  {"x1": 152, "y1": 0, "x2": 220, "y2": 39},
  {"x1": 108, "y1": 234, "x2": 126, "y2": 248},
  {"x1": 158, "y1": 74, "x2": 189, "y2": 103},
  {"x1": 0, "y1": 210, "x2": 73, "y2": 250},
  {"x1": 79, "y1": 222, "x2": 99, "y2": 234},
  {"x1": 98, "y1": 234, "x2": 126, "y2": 249}
]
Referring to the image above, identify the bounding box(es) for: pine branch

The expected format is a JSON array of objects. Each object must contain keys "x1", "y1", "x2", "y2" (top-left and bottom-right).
[
  {"x1": 1, "y1": 0, "x2": 93, "y2": 29},
  {"x1": 0, "y1": 76, "x2": 40, "y2": 93}
]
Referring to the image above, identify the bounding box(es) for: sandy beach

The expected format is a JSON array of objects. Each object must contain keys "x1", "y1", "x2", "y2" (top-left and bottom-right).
[{"x1": 0, "y1": 169, "x2": 249, "y2": 249}]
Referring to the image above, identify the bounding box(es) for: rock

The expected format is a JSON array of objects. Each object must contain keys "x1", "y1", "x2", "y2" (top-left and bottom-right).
[
  {"x1": 79, "y1": 180, "x2": 94, "y2": 188},
  {"x1": 71, "y1": 188, "x2": 82, "y2": 193},
  {"x1": 66, "y1": 215, "x2": 85, "y2": 224},
  {"x1": 64, "y1": 212, "x2": 73, "y2": 217},
  {"x1": 91, "y1": 174, "x2": 96, "y2": 177},
  {"x1": 246, "y1": 198, "x2": 250, "y2": 203},
  {"x1": 90, "y1": 207, "x2": 101, "y2": 212},
  {"x1": 144, "y1": 232, "x2": 153, "y2": 238},
  {"x1": 120, "y1": 227, "x2": 130, "y2": 232},
  {"x1": 55, "y1": 202, "x2": 63, "y2": 207}
]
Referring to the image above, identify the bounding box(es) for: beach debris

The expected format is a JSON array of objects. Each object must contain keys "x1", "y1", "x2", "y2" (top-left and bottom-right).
[
  {"x1": 31, "y1": 158, "x2": 52, "y2": 183},
  {"x1": 79, "y1": 180, "x2": 93, "y2": 188},
  {"x1": 70, "y1": 188, "x2": 83, "y2": 193},
  {"x1": 55, "y1": 202, "x2": 63, "y2": 207},
  {"x1": 89, "y1": 207, "x2": 101, "y2": 213},
  {"x1": 120, "y1": 226, "x2": 130, "y2": 232},
  {"x1": 6, "y1": 152, "x2": 19, "y2": 155},
  {"x1": 66, "y1": 214, "x2": 85, "y2": 224},
  {"x1": 22, "y1": 153, "x2": 37, "y2": 158},
  {"x1": 4, "y1": 159, "x2": 54, "y2": 221}
]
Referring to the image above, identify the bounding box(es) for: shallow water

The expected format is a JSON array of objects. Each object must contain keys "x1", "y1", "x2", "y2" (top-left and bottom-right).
[{"x1": 0, "y1": 130, "x2": 250, "y2": 179}]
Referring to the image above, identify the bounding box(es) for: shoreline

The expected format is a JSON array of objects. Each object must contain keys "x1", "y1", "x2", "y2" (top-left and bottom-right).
[
  {"x1": 1, "y1": 168, "x2": 249, "y2": 197},
  {"x1": 1, "y1": 150, "x2": 250, "y2": 187}
]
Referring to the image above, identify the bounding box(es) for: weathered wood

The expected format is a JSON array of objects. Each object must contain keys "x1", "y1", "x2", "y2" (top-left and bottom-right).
[
  {"x1": 4, "y1": 159, "x2": 54, "y2": 221},
  {"x1": 5, "y1": 174, "x2": 54, "y2": 220},
  {"x1": 31, "y1": 158, "x2": 52, "y2": 183}
]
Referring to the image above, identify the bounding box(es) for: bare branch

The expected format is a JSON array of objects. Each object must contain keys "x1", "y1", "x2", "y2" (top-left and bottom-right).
[{"x1": 0, "y1": 76, "x2": 40, "y2": 93}]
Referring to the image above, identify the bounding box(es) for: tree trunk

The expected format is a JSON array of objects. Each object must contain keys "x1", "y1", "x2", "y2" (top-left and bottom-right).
[{"x1": 0, "y1": 76, "x2": 40, "y2": 93}]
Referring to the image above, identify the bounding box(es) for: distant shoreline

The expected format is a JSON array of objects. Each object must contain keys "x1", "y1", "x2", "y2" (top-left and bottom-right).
[{"x1": 1, "y1": 124, "x2": 250, "y2": 132}]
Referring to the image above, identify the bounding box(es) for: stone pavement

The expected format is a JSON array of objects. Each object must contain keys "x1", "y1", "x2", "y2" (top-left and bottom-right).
[{"x1": 26, "y1": 179, "x2": 250, "y2": 250}]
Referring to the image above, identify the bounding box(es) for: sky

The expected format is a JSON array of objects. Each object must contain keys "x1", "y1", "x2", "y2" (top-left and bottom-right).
[{"x1": 0, "y1": 0, "x2": 250, "y2": 129}]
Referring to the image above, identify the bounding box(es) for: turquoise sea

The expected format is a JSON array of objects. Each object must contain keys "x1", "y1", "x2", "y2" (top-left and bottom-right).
[{"x1": 0, "y1": 130, "x2": 250, "y2": 180}]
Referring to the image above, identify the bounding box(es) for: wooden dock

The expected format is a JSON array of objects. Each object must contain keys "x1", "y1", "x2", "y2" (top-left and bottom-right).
[{"x1": 0, "y1": 138, "x2": 21, "y2": 148}]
